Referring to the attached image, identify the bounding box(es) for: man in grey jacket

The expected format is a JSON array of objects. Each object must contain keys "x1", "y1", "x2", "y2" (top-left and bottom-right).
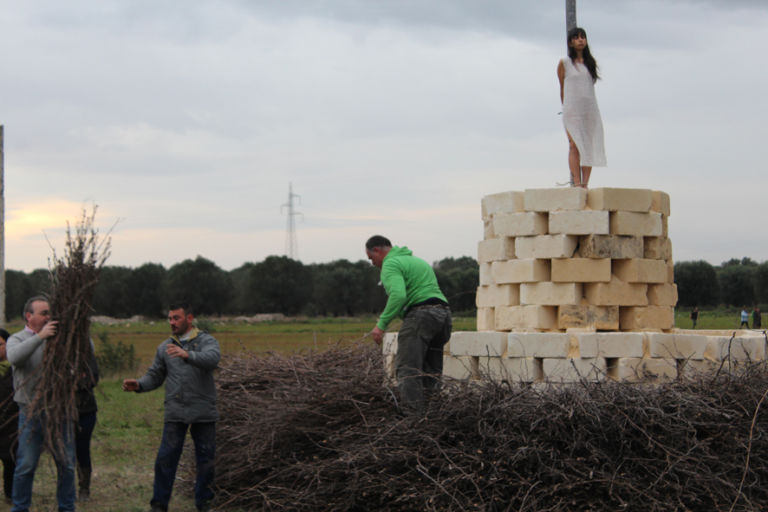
[
  {"x1": 123, "y1": 303, "x2": 220, "y2": 512},
  {"x1": 7, "y1": 296, "x2": 75, "y2": 512}
]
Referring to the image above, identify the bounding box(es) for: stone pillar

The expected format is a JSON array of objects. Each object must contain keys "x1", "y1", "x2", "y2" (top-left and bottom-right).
[{"x1": 477, "y1": 188, "x2": 675, "y2": 332}]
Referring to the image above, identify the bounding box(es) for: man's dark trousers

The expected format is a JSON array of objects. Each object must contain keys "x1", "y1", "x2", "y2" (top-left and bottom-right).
[
  {"x1": 394, "y1": 304, "x2": 452, "y2": 411},
  {"x1": 151, "y1": 421, "x2": 215, "y2": 511}
]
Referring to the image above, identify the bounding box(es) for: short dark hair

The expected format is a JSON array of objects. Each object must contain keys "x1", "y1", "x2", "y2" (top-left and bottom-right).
[
  {"x1": 23, "y1": 295, "x2": 49, "y2": 317},
  {"x1": 0, "y1": 328, "x2": 9, "y2": 341},
  {"x1": 365, "y1": 235, "x2": 392, "y2": 251},
  {"x1": 169, "y1": 302, "x2": 193, "y2": 316}
]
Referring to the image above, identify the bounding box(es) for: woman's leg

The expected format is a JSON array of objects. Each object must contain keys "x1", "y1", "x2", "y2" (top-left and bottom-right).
[
  {"x1": 581, "y1": 166, "x2": 592, "y2": 188},
  {"x1": 567, "y1": 134, "x2": 581, "y2": 187}
]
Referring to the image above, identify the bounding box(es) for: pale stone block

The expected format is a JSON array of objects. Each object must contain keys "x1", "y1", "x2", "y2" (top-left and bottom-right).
[
  {"x1": 383, "y1": 354, "x2": 396, "y2": 381},
  {"x1": 619, "y1": 306, "x2": 674, "y2": 330},
  {"x1": 587, "y1": 187, "x2": 653, "y2": 212},
  {"x1": 667, "y1": 261, "x2": 675, "y2": 283},
  {"x1": 524, "y1": 187, "x2": 587, "y2": 211},
  {"x1": 382, "y1": 332, "x2": 398, "y2": 356},
  {"x1": 558, "y1": 305, "x2": 619, "y2": 330},
  {"x1": 551, "y1": 258, "x2": 611, "y2": 283},
  {"x1": 548, "y1": 210, "x2": 609, "y2": 235},
  {"x1": 482, "y1": 191, "x2": 525, "y2": 218},
  {"x1": 644, "y1": 237, "x2": 672, "y2": 260},
  {"x1": 650, "y1": 190, "x2": 671, "y2": 217},
  {"x1": 584, "y1": 277, "x2": 648, "y2": 306},
  {"x1": 476, "y1": 284, "x2": 520, "y2": 307},
  {"x1": 577, "y1": 332, "x2": 644, "y2": 358},
  {"x1": 483, "y1": 219, "x2": 495, "y2": 239},
  {"x1": 449, "y1": 331, "x2": 508, "y2": 357},
  {"x1": 647, "y1": 333, "x2": 707, "y2": 360},
  {"x1": 520, "y1": 282, "x2": 582, "y2": 306},
  {"x1": 477, "y1": 307, "x2": 495, "y2": 331},
  {"x1": 479, "y1": 356, "x2": 539, "y2": 382},
  {"x1": 443, "y1": 355, "x2": 477, "y2": 380},
  {"x1": 543, "y1": 358, "x2": 606, "y2": 382},
  {"x1": 479, "y1": 262, "x2": 493, "y2": 286},
  {"x1": 704, "y1": 335, "x2": 766, "y2": 362},
  {"x1": 477, "y1": 237, "x2": 515, "y2": 263},
  {"x1": 661, "y1": 215, "x2": 669, "y2": 237},
  {"x1": 647, "y1": 283, "x2": 678, "y2": 306},
  {"x1": 492, "y1": 259, "x2": 551, "y2": 284},
  {"x1": 495, "y1": 305, "x2": 557, "y2": 331},
  {"x1": 507, "y1": 332, "x2": 570, "y2": 358},
  {"x1": 515, "y1": 234, "x2": 578, "y2": 259},
  {"x1": 613, "y1": 259, "x2": 668, "y2": 284},
  {"x1": 493, "y1": 212, "x2": 548, "y2": 237},
  {"x1": 610, "y1": 211, "x2": 663, "y2": 236},
  {"x1": 577, "y1": 234, "x2": 644, "y2": 259},
  {"x1": 678, "y1": 359, "x2": 718, "y2": 377},
  {"x1": 614, "y1": 358, "x2": 677, "y2": 381}
]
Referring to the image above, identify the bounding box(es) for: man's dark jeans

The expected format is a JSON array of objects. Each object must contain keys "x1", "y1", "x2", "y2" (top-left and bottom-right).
[
  {"x1": 150, "y1": 421, "x2": 215, "y2": 511},
  {"x1": 395, "y1": 304, "x2": 452, "y2": 411}
]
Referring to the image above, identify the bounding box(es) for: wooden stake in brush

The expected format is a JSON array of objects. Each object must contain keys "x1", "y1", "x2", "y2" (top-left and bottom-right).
[{"x1": 27, "y1": 207, "x2": 110, "y2": 459}]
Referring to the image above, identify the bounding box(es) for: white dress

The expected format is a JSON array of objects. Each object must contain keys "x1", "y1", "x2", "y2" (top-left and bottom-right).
[{"x1": 561, "y1": 57, "x2": 606, "y2": 167}]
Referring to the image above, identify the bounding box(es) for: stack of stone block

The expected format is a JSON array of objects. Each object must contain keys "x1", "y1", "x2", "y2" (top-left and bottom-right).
[
  {"x1": 381, "y1": 187, "x2": 765, "y2": 385},
  {"x1": 477, "y1": 187, "x2": 675, "y2": 332}
]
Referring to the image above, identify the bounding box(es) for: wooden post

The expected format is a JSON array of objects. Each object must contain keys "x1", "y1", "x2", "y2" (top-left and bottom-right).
[
  {"x1": 0, "y1": 126, "x2": 5, "y2": 325},
  {"x1": 566, "y1": 0, "x2": 577, "y2": 33}
]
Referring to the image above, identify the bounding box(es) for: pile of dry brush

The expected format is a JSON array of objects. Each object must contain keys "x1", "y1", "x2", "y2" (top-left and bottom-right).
[
  {"x1": 28, "y1": 208, "x2": 109, "y2": 457},
  {"x1": 215, "y1": 343, "x2": 768, "y2": 511}
]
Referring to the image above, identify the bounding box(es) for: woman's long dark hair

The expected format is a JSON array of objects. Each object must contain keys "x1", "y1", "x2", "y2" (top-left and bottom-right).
[{"x1": 567, "y1": 27, "x2": 599, "y2": 82}]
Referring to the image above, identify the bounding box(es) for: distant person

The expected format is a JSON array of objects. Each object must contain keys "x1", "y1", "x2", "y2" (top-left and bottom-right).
[
  {"x1": 0, "y1": 328, "x2": 17, "y2": 504},
  {"x1": 557, "y1": 26, "x2": 606, "y2": 189},
  {"x1": 740, "y1": 308, "x2": 750, "y2": 328},
  {"x1": 75, "y1": 342, "x2": 99, "y2": 501},
  {"x1": 123, "y1": 303, "x2": 220, "y2": 512},
  {"x1": 365, "y1": 235, "x2": 452, "y2": 412},
  {"x1": 690, "y1": 307, "x2": 699, "y2": 329},
  {"x1": 6, "y1": 296, "x2": 75, "y2": 512},
  {"x1": 753, "y1": 307, "x2": 762, "y2": 329}
]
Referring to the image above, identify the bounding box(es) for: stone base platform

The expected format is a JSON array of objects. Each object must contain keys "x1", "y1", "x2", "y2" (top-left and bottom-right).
[{"x1": 383, "y1": 330, "x2": 767, "y2": 384}]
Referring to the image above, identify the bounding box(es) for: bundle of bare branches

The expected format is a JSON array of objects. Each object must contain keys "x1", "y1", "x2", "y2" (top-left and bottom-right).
[
  {"x1": 215, "y1": 343, "x2": 768, "y2": 511},
  {"x1": 28, "y1": 207, "x2": 110, "y2": 457}
]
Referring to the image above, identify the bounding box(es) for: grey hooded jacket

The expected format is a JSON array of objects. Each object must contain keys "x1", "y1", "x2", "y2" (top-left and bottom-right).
[{"x1": 137, "y1": 329, "x2": 220, "y2": 423}]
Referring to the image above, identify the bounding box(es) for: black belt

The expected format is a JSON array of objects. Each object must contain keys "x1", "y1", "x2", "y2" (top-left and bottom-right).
[{"x1": 405, "y1": 298, "x2": 449, "y2": 315}]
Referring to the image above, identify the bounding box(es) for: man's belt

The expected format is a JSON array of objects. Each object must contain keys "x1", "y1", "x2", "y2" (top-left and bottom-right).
[{"x1": 405, "y1": 298, "x2": 449, "y2": 316}]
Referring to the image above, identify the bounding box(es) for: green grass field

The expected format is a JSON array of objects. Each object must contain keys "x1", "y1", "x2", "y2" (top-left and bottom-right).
[{"x1": 11, "y1": 309, "x2": 762, "y2": 511}]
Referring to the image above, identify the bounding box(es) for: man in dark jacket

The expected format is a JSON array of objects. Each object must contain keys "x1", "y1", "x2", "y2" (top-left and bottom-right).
[{"x1": 123, "y1": 303, "x2": 220, "y2": 512}]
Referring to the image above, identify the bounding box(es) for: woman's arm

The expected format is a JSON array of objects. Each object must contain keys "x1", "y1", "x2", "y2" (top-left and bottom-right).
[{"x1": 557, "y1": 59, "x2": 565, "y2": 104}]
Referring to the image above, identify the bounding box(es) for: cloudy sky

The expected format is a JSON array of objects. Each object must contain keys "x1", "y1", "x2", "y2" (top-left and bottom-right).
[{"x1": 1, "y1": 0, "x2": 765, "y2": 272}]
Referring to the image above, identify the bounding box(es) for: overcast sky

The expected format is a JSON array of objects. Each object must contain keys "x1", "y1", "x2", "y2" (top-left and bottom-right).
[{"x1": 1, "y1": 0, "x2": 765, "y2": 272}]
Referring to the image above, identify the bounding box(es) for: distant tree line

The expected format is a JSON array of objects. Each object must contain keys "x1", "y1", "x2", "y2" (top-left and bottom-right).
[
  {"x1": 7, "y1": 255, "x2": 764, "y2": 320},
  {"x1": 675, "y1": 258, "x2": 768, "y2": 308},
  {"x1": 5, "y1": 255, "x2": 480, "y2": 320}
]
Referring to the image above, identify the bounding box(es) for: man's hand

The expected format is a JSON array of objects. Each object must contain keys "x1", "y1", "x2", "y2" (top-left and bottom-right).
[
  {"x1": 122, "y1": 379, "x2": 139, "y2": 392},
  {"x1": 166, "y1": 344, "x2": 189, "y2": 359},
  {"x1": 38, "y1": 321, "x2": 58, "y2": 340},
  {"x1": 370, "y1": 326, "x2": 385, "y2": 346}
]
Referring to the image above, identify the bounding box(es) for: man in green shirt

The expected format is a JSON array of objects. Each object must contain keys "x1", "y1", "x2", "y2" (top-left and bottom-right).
[{"x1": 366, "y1": 235, "x2": 452, "y2": 411}]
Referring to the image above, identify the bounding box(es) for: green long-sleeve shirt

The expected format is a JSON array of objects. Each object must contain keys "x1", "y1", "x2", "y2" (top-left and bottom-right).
[{"x1": 377, "y1": 246, "x2": 447, "y2": 330}]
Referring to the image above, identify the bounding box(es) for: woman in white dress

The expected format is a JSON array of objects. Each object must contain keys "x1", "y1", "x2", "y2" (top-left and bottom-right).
[{"x1": 557, "y1": 27, "x2": 606, "y2": 188}]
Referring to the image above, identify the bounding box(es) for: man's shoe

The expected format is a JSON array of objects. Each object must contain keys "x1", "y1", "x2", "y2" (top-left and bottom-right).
[{"x1": 150, "y1": 505, "x2": 166, "y2": 512}]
